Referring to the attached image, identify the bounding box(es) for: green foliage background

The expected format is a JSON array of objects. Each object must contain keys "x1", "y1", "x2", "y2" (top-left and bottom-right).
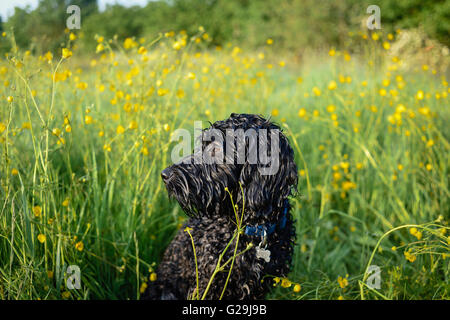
[{"x1": 2, "y1": 0, "x2": 449, "y2": 54}]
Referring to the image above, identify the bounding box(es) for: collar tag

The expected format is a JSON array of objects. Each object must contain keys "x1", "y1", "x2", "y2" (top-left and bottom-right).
[{"x1": 255, "y1": 246, "x2": 271, "y2": 262}]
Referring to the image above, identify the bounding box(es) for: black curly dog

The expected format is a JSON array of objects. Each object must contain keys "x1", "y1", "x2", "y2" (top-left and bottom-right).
[{"x1": 143, "y1": 113, "x2": 298, "y2": 300}]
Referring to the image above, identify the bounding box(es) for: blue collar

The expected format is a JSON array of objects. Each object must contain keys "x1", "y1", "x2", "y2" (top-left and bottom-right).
[{"x1": 244, "y1": 200, "x2": 289, "y2": 237}]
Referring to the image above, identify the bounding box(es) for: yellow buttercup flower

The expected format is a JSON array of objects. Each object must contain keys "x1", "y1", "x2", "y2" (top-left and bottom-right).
[
  {"x1": 62, "y1": 48, "x2": 72, "y2": 59},
  {"x1": 85, "y1": 115, "x2": 93, "y2": 124},
  {"x1": 44, "y1": 51, "x2": 53, "y2": 62},
  {"x1": 96, "y1": 43, "x2": 105, "y2": 53},
  {"x1": 404, "y1": 249, "x2": 416, "y2": 262},
  {"x1": 337, "y1": 275, "x2": 349, "y2": 288},
  {"x1": 312, "y1": 87, "x2": 321, "y2": 96},
  {"x1": 52, "y1": 128, "x2": 61, "y2": 136},
  {"x1": 75, "y1": 241, "x2": 84, "y2": 251},
  {"x1": 33, "y1": 205, "x2": 42, "y2": 217},
  {"x1": 116, "y1": 125, "x2": 125, "y2": 134},
  {"x1": 342, "y1": 181, "x2": 356, "y2": 191},
  {"x1": 157, "y1": 88, "x2": 169, "y2": 96},
  {"x1": 138, "y1": 46, "x2": 147, "y2": 55},
  {"x1": 298, "y1": 108, "x2": 306, "y2": 118},
  {"x1": 163, "y1": 124, "x2": 170, "y2": 132},
  {"x1": 416, "y1": 90, "x2": 424, "y2": 100},
  {"x1": 77, "y1": 82, "x2": 88, "y2": 90},
  {"x1": 176, "y1": 89, "x2": 185, "y2": 98},
  {"x1": 328, "y1": 80, "x2": 337, "y2": 90},
  {"x1": 281, "y1": 278, "x2": 292, "y2": 288},
  {"x1": 273, "y1": 277, "x2": 280, "y2": 286},
  {"x1": 140, "y1": 282, "x2": 148, "y2": 293},
  {"x1": 326, "y1": 105, "x2": 336, "y2": 113},
  {"x1": 129, "y1": 120, "x2": 138, "y2": 130},
  {"x1": 37, "y1": 234, "x2": 46, "y2": 243},
  {"x1": 62, "y1": 198, "x2": 70, "y2": 207},
  {"x1": 141, "y1": 147, "x2": 149, "y2": 155}
]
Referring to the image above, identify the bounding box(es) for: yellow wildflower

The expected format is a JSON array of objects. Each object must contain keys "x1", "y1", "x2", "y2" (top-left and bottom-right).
[
  {"x1": 116, "y1": 125, "x2": 125, "y2": 134},
  {"x1": 337, "y1": 275, "x2": 349, "y2": 288},
  {"x1": 37, "y1": 234, "x2": 46, "y2": 243},
  {"x1": 416, "y1": 90, "x2": 424, "y2": 100},
  {"x1": 163, "y1": 124, "x2": 170, "y2": 132},
  {"x1": 328, "y1": 80, "x2": 337, "y2": 90},
  {"x1": 312, "y1": 87, "x2": 321, "y2": 96},
  {"x1": 404, "y1": 250, "x2": 416, "y2": 262},
  {"x1": 281, "y1": 278, "x2": 292, "y2": 288},
  {"x1": 33, "y1": 205, "x2": 42, "y2": 217},
  {"x1": 140, "y1": 282, "x2": 148, "y2": 294},
  {"x1": 62, "y1": 48, "x2": 72, "y2": 59},
  {"x1": 75, "y1": 241, "x2": 84, "y2": 251}
]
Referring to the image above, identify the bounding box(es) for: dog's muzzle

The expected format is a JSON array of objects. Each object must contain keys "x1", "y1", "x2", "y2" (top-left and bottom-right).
[{"x1": 161, "y1": 168, "x2": 172, "y2": 182}]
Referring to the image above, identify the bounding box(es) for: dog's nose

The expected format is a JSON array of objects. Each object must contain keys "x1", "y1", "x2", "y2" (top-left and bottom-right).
[{"x1": 161, "y1": 168, "x2": 171, "y2": 181}]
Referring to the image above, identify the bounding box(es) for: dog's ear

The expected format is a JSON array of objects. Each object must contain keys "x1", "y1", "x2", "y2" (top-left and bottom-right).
[{"x1": 238, "y1": 129, "x2": 298, "y2": 219}]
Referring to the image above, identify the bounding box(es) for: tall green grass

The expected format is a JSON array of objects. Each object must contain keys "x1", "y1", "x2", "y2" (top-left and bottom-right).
[{"x1": 0, "y1": 31, "x2": 448, "y2": 300}]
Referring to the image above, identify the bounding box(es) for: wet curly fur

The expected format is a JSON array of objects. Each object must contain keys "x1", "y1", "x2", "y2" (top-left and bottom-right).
[{"x1": 143, "y1": 113, "x2": 298, "y2": 300}]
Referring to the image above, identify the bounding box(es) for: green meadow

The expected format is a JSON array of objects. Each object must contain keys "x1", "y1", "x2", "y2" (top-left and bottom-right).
[{"x1": 0, "y1": 28, "x2": 448, "y2": 300}]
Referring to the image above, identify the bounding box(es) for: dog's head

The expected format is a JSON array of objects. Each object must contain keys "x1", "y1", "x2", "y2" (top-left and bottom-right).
[{"x1": 161, "y1": 113, "x2": 298, "y2": 221}]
